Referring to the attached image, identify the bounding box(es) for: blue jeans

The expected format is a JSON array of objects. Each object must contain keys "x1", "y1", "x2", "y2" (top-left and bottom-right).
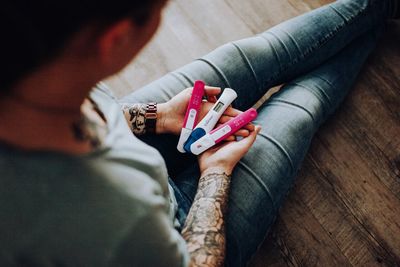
[{"x1": 119, "y1": 0, "x2": 394, "y2": 266}]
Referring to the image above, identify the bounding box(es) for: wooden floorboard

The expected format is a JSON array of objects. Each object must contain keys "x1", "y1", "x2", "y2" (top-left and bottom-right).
[{"x1": 105, "y1": 0, "x2": 400, "y2": 266}]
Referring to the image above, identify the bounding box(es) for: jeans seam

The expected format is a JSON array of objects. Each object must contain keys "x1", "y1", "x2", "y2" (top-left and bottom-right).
[
  {"x1": 267, "y1": 99, "x2": 317, "y2": 124},
  {"x1": 230, "y1": 42, "x2": 261, "y2": 89},
  {"x1": 257, "y1": 132, "x2": 296, "y2": 175},
  {"x1": 196, "y1": 58, "x2": 233, "y2": 88},
  {"x1": 285, "y1": 81, "x2": 330, "y2": 107},
  {"x1": 282, "y1": 80, "x2": 332, "y2": 121},
  {"x1": 259, "y1": 33, "x2": 284, "y2": 72},
  {"x1": 236, "y1": 160, "x2": 278, "y2": 212},
  {"x1": 263, "y1": 0, "x2": 375, "y2": 88},
  {"x1": 170, "y1": 71, "x2": 194, "y2": 87}
]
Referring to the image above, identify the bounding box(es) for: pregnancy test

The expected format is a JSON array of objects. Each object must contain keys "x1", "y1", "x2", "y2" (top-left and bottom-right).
[
  {"x1": 189, "y1": 108, "x2": 258, "y2": 155},
  {"x1": 183, "y1": 88, "x2": 238, "y2": 153},
  {"x1": 177, "y1": 80, "x2": 205, "y2": 153}
]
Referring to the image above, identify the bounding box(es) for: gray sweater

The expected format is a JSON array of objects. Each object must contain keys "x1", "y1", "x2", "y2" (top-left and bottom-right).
[{"x1": 0, "y1": 85, "x2": 189, "y2": 267}]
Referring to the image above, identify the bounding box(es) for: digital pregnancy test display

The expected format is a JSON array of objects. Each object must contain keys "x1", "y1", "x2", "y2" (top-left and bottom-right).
[
  {"x1": 213, "y1": 102, "x2": 225, "y2": 112},
  {"x1": 190, "y1": 108, "x2": 258, "y2": 155}
]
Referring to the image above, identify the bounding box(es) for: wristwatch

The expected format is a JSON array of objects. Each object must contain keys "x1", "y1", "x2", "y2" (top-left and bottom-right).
[{"x1": 145, "y1": 102, "x2": 157, "y2": 134}]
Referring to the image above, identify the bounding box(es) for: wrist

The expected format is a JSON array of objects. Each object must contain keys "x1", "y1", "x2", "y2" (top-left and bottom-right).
[
  {"x1": 201, "y1": 166, "x2": 233, "y2": 177},
  {"x1": 156, "y1": 103, "x2": 168, "y2": 134}
]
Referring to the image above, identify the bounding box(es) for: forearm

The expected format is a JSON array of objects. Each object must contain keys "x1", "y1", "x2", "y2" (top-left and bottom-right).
[
  {"x1": 181, "y1": 172, "x2": 231, "y2": 267},
  {"x1": 121, "y1": 103, "x2": 167, "y2": 135}
]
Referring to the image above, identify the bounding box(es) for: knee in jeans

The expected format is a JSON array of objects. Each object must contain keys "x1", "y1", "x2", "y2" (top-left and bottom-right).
[
  {"x1": 269, "y1": 85, "x2": 328, "y2": 128},
  {"x1": 287, "y1": 109, "x2": 317, "y2": 139}
]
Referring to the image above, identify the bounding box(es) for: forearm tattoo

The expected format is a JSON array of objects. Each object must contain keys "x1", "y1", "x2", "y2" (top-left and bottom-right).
[
  {"x1": 182, "y1": 172, "x2": 231, "y2": 267},
  {"x1": 121, "y1": 103, "x2": 147, "y2": 135}
]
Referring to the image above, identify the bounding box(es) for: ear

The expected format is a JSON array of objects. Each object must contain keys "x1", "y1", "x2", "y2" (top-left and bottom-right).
[{"x1": 97, "y1": 19, "x2": 135, "y2": 66}]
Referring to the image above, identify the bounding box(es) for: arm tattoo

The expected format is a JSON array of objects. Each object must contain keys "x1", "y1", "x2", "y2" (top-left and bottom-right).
[
  {"x1": 121, "y1": 103, "x2": 147, "y2": 136},
  {"x1": 182, "y1": 172, "x2": 231, "y2": 267},
  {"x1": 72, "y1": 97, "x2": 108, "y2": 148}
]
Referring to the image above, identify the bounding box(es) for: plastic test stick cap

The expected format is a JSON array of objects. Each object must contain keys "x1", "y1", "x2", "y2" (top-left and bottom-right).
[{"x1": 177, "y1": 80, "x2": 205, "y2": 153}]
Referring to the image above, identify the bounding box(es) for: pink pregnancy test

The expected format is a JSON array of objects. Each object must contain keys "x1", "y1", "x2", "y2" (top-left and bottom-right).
[
  {"x1": 190, "y1": 108, "x2": 258, "y2": 155},
  {"x1": 177, "y1": 80, "x2": 206, "y2": 153}
]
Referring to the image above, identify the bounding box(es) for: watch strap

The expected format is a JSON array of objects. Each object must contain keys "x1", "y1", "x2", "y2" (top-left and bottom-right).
[{"x1": 145, "y1": 102, "x2": 157, "y2": 134}]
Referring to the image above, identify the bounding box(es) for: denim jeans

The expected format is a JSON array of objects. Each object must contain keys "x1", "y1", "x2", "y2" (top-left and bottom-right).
[{"x1": 119, "y1": 0, "x2": 394, "y2": 266}]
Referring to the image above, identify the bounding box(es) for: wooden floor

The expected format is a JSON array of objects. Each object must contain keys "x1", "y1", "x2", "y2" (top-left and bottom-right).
[{"x1": 105, "y1": 0, "x2": 400, "y2": 266}]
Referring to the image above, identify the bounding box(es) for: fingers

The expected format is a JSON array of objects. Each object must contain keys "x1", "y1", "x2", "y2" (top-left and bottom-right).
[
  {"x1": 245, "y1": 123, "x2": 255, "y2": 131},
  {"x1": 187, "y1": 85, "x2": 220, "y2": 95},
  {"x1": 204, "y1": 85, "x2": 221, "y2": 92},
  {"x1": 218, "y1": 114, "x2": 244, "y2": 124},
  {"x1": 204, "y1": 86, "x2": 221, "y2": 102},
  {"x1": 223, "y1": 106, "x2": 242, "y2": 117},
  {"x1": 224, "y1": 131, "x2": 247, "y2": 141},
  {"x1": 223, "y1": 126, "x2": 257, "y2": 141},
  {"x1": 207, "y1": 95, "x2": 218, "y2": 103},
  {"x1": 208, "y1": 125, "x2": 261, "y2": 155},
  {"x1": 238, "y1": 125, "x2": 261, "y2": 147},
  {"x1": 225, "y1": 136, "x2": 236, "y2": 141}
]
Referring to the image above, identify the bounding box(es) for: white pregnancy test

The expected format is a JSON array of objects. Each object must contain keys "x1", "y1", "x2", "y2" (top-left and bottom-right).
[
  {"x1": 190, "y1": 108, "x2": 258, "y2": 155},
  {"x1": 183, "y1": 88, "x2": 238, "y2": 153},
  {"x1": 177, "y1": 80, "x2": 205, "y2": 153}
]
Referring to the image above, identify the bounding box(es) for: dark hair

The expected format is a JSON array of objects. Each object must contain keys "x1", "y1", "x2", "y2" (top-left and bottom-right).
[{"x1": 1, "y1": 0, "x2": 163, "y2": 93}]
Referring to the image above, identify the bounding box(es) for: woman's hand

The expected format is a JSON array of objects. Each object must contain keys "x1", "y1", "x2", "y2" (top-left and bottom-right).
[
  {"x1": 198, "y1": 125, "x2": 261, "y2": 176},
  {"x1": 156, "y1": 86, "x2": 253, "y2": 140}
]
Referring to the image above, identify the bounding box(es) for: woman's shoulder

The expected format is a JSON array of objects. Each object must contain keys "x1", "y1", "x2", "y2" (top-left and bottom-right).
[{"x1": 0, "y1": 144, "x2": 164, "y2": 204}]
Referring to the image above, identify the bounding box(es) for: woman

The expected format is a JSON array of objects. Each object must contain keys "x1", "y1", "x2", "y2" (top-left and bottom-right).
[{"x1": 0, "y1": 0, "x2": 398, "y2": 266}]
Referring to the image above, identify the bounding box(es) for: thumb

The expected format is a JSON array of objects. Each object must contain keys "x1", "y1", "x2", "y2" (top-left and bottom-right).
[{"x1": 238, "y1": 125, "x2": 261, "y2": 147}]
